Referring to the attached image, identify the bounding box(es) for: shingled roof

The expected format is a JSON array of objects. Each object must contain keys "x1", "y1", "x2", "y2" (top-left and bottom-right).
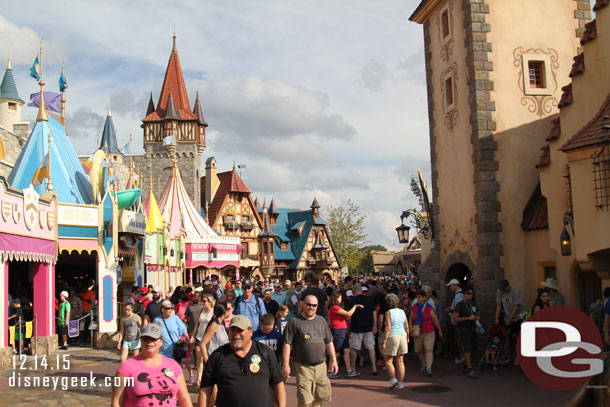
[
  {"x1": 521, "y1": 183, "x2": 548, "y2": 230},
  {"x1": 581, "y1": 20, "x2": 597, "y2": 44},
  {"x1": 0, "y1": 62, "x2": 23, "y2": 103},
  {"x1": 142, "y1": 35, "x2": 199, "y2": 122},
  {"x1": 569, "y1": 54, "x2": 585, "y2": 77},
  {"x1": 536, "y1": 117, "x2": 561, "y2": 168},
  {"x1": 561, "y1": 92, "x2": 610, "y2": 152},
  {"x1": 200, "y1": 168, "x2": 257, "y2": 227}
]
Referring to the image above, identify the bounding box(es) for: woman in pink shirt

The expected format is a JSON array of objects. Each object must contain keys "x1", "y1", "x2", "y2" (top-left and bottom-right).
[
  {"x1": 111, "y1": 324, "x2": 192, "y2": 407},
  {"x1": 410, "y1": 289, "x2": 442, "y2": 376},
  {"x1": 328, "y1": 291, "x2": 363, "y2": 378}
]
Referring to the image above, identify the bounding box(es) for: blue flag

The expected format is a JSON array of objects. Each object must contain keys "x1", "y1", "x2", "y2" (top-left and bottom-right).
[
  {"x1": 59, "y1": 73, "x2": 68, "y2": 92},
  {"x1": 30, "y1": 57, "x2": 40, "y2": 81},
  {"x1": 120, "y1": 141, "x2": 129, "y2": 154}
]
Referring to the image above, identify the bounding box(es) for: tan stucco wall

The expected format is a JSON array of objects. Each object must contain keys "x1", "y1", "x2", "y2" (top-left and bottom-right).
[
  {"x1": 428, "y1": 1, "x2": 478, "y2": 271},
  {"x1": 486, "y1": 0, "x2": 581, "y2": 296}
]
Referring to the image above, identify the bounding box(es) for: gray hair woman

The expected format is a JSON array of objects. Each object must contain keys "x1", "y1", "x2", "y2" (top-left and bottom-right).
[
  {"x1": 379, "y1": 293, "x2": 409, "y2": 389},
  {"x1": 154, "y1": 300, "x2": 187, "y2": 360}
]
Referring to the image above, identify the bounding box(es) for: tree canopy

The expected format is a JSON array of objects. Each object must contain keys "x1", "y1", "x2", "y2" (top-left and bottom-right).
[
  {"x1": 357, "y1": 245, "x2": 388, "y2": 274},
  {"x1": 324, "y1": 197, "x2": 367, "y2": 274}
]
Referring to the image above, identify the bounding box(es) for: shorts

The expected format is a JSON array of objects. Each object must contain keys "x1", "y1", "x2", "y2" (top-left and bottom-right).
[
  {"x1": 294, "y1": 362, "x2": 332, "y2": 405},
  {"x1": 458, "y1": 326, "x2": 476, "y2": 351},
  {"x1": 58, "y1": 325, "x2": 68, "y2": 335},
  {"x1": 121, "y1": 339, "x2": 141, "y2": 350},
  {"x1": 349, "y1": 331, "x2": 375, "y2": 350},
  {"x1": 382, "y1": 333, "x2": 408, "y2": 356},
  {"x1": 414, "y1": 331, "x2": 435, "y2": 353},
  {"x1": 331, "y1": 328, "x2": 349, "y2": 352}
]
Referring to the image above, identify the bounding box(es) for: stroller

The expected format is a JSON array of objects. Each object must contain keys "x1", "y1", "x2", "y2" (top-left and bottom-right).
[{"x1": 478, "y1": 325, "x2": 510, "y2": 372}]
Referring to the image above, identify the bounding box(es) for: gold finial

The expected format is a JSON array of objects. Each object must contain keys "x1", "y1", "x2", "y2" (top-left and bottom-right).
[
  {"x1": 7, "y1": 48, "x2": 11, "y2": 70},
  {"x1": 60, "y1": 57, "x2": 67, "y2": 127},
  {"x1": 37, "y1": 36, "x2": 48, "y2": 122},
  {"x1": 46, "y1": 125, "x2": 53, "y2": 193},
  {"x1": 107, "y1": 97, "x2": 111, "y2": 117},
  {"x1": 233, "y1": 161, "x2": 236, "y2": 172},
  {"x1": 205, "y1": 202, "x2": 209, "y2": 225}
]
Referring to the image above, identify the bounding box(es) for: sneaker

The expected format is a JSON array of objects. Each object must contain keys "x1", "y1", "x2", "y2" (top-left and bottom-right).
[
  {"x1": 397, "y1": 382, "x2": 405, "y2": 389},
  {"x1": 467, "y1": 369, "x2": 477, "y2": 378},
  {"x1": 388, "y1": 378, "x2": 398, "y2": 389},
  {"x1": 425, "y1": 367, "x2": 432, "y2": 376},
  {"x1": 345, "y1": 370, "x2": 361, "y2": 378},
  {"x1": 420, "y1": 365, "x2": 427, "y2": 373},
  {"x1": 454, "y1": 356, "x2": 464, "y2": 364},
  {"x1": 187, "y1": 375, "x2": 195, "y2": 385},
  {"x1": 328, "y1": 371, "x2": 339, "y2": 379}
]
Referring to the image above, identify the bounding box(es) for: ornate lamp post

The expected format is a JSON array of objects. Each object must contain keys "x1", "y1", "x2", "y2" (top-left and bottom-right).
[{"x1": 396, "y1": 222, "x2": 410, "y2": 244}]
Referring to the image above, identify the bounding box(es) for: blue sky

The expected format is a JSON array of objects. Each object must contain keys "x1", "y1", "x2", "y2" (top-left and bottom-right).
[{"x1": 1, "y1": 0, "x2": 430, "y2": 251}]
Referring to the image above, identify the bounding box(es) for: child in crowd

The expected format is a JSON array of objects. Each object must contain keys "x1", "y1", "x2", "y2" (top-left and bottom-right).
[
  {"x1": 275, "y1": 305, "x2": 290, "y2": 334},
  {"x1": 485, "y1": 331, "x2": 503, "y2": 365},
  {"x1": 253, "y1": 313, "x2": 283, "y2": 361},
  {"x1": 117, "y1": 303, "x2": 142, "y2": 362}
]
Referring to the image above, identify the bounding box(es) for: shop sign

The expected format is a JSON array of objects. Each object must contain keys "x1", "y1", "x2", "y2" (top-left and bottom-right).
[
  {"x1": 58, "y1": 204, "x2": 98, "y2": 227},
  {"x1": 119, "y1": 210, "x2": 146, "y2": 236}
]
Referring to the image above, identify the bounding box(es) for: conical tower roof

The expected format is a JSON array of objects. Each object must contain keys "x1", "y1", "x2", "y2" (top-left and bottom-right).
[
  {"x1": 162, "y1": 91, "x2": 181, "y2": 120},
  {"x1": 144, "y1": 189, "x2": 164, "y2": 233},
  {"x1": 192, "y1": 91, "x2": 208, "y2": 126},
  {"x1": 8, "y1": 117, "x2": 93, "y2": 203},
  {"x1": 142, "y1": 34, "x2": 198, "y2": 122},
  {"x1": 99, "y1": 107, "x2": 120, "y2": 153},
  {"x1": 146, "y1": 92, "x2": 155, "y2": 116},
  {"x1": 0, "y1": 60, "x2": 23, "y2": 103}
]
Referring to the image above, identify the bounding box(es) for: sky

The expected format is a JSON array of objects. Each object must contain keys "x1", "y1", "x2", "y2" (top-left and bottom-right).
[{"x1": 1, "y1": 0, "x2": 429, "y2": 250}]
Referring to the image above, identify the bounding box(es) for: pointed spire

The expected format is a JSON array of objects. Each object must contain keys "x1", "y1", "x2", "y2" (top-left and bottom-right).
[
  {"x1": 232, "y1": 161, "x2": 237, "y2": 173},
  {"x1": 99, "y1": 104, "x2": 120, "y2": 153},
  {"x1": 7, "y1": 49, "x2": 11, "y2": 70},
  {"x1": 1, "y1": 54, "x2": 23, "y2": 103},
  {"x1": 162, "y1": 91, "x2": 180, "y2": 120},
  {"x1": 107, "y1": 97, "x2": 112, "y2": 117},
  {"x1": 192, "y1": 91, "x2": 208, "y2": 127},
  {"x1": 172, "y1": 26, "x2": 177, "y2": 54},
  {"x1": 36, "y1": 36, "x2": 47, "y2": 122},
  {"x1": 146, "y1": 92, "x2": 155, "y2": 116}
]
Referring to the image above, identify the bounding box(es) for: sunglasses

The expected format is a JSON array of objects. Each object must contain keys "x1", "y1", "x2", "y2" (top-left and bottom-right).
[
  {"x1": 305, "y1": 303, "x2": 318, "y2": 308},
  {"x1": 243, "y1": 286, "x2": 253, "y2": 289},
  {"x1": 162, "y1": 307, "x2": 173, "y2": 310}
]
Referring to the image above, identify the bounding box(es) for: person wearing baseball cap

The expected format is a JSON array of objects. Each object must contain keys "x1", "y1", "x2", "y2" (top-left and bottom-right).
[
  {"x1": 112, "y1": 322, "x2": 193, "y2": 407},
  {"x1": 144, "y1": 286, "x2": 164, "y2": 324},
  {"x1": 445, "y1": 278, "x2": 464, "y2": 364},
  {"x1": 199, "y1": 315, "x2": 286, "y2": 407},
  {"x1": 233, "y1": 279, "x2": 265, "y2": 331},
  {"x1": 494, "y1": 278, "x2": 525, "y2": 366},
  {"x1": 58, "y1": 291, "x2": 71, "y2": 350}
]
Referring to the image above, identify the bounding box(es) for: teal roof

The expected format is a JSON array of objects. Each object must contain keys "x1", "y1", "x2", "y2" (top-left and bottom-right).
[
  {"x1": 286, "y1": 210, "x2": 315, "y2": 269},
  {"x1": 270, "y1": 208, "x2": 299, "y2": 261},
  {"x1": 8, "y1": 117, "x2": 93, "y2": 204},
  {"x1": 0, "y1": 67, "x2": 23, "y2": 103},
  {"x1": 99, "y1": 113, "x2": 120, "y2": 153}
]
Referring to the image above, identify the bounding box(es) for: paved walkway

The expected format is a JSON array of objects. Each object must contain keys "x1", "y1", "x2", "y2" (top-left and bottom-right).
[{"x1": 0, "y1": 346, "x2": 578, "y2": 406}]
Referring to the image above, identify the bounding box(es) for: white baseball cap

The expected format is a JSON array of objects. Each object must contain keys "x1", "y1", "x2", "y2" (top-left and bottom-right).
[{"x1": 446, "y1": 279, "x2": 460, "y2": 287}]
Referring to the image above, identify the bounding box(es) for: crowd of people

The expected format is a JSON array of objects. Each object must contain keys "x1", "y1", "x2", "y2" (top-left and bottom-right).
[{"x1": 75, "y1": 271, "x2": 609, "y2": 406}]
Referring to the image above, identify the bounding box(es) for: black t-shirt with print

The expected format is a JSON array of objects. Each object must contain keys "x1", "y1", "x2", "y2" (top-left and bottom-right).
[{"x1": 201, "y1": 341, "x2": 284, "y2": 407}]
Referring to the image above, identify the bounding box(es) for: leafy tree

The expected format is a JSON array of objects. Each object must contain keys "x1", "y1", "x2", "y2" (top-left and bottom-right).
[
  {"x1": 324, "y1": 198, "x2": 367, "y2": 274},
  {"x1": 357, "y1": 245, "x2": 387, "y2": 274}
]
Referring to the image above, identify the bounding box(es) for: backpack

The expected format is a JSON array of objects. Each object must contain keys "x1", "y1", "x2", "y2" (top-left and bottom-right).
[{"x1": 133, "y1": 298, "x2": 150, "y2": 319}]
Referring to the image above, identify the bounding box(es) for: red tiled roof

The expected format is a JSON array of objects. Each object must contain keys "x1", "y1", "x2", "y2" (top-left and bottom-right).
[
  {"x1": 569, "y1": 54, "x2": 585, "y2": 77},
  {"x1": 558, "y1": 84, "x2": 573, "y2": 108},
  {"x1": 521, "y1": 183, "x2": 548, "y2": 231},
  {"x1": 200, "y1": 170, "x2": 257, "y2": 227},
  {"x1": 594, "y1": 0, "x2": 609, "y2": 11},
  {"x1": 581, "y1": 20, "x2": 597, "y2": 44},
  {"x1": 536, "y1": 118, "x2": 561, "y2": 168},
  {"x1": 142, "y1": 39, "x2": 199, "y2": 122},
  {"x1": 561, "y1": 92, "x2": 610, "y2": 152}
]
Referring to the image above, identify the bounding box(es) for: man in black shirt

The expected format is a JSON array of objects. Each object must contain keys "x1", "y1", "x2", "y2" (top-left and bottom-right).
[
  {"x1": 144, "y1": 286, "x2": 163, "y2": 324},
  {"x1": 262, "y1": 289, "x2": 280, "y2": 316},
  {"x1": 346, "y1": 283, "x2": 378, "y2": 376},
  {"x1": 199, "y1": 315, "x2": 286, "y2": 407},
  {"x1": 299, "y1": 273, "x2": 328, "y2": 318}
]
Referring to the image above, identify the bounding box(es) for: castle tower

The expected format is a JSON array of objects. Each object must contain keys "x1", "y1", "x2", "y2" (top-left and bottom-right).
[
  {"x1": 409, "y1": 0, "x2": 589, "y2": 320},
  {"x1": 141, "y1": 33, "x2": 207, "y2": 211},
  {"x1": 0, "y1": 57, "x2": 26, "y2": 133}
]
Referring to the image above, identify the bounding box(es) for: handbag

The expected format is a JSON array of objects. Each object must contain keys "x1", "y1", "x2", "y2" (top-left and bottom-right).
[
  {"x1": 162, "y1": 317, "x2": 187, "y2": 362},
  {"x1": 412, "y1": 324, "x2": 421, "y2": 338}
]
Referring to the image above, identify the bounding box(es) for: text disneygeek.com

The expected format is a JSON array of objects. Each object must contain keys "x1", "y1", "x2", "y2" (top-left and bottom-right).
[{"x1": 9, "y1": 371, "x2": 134, "y2": 391}]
